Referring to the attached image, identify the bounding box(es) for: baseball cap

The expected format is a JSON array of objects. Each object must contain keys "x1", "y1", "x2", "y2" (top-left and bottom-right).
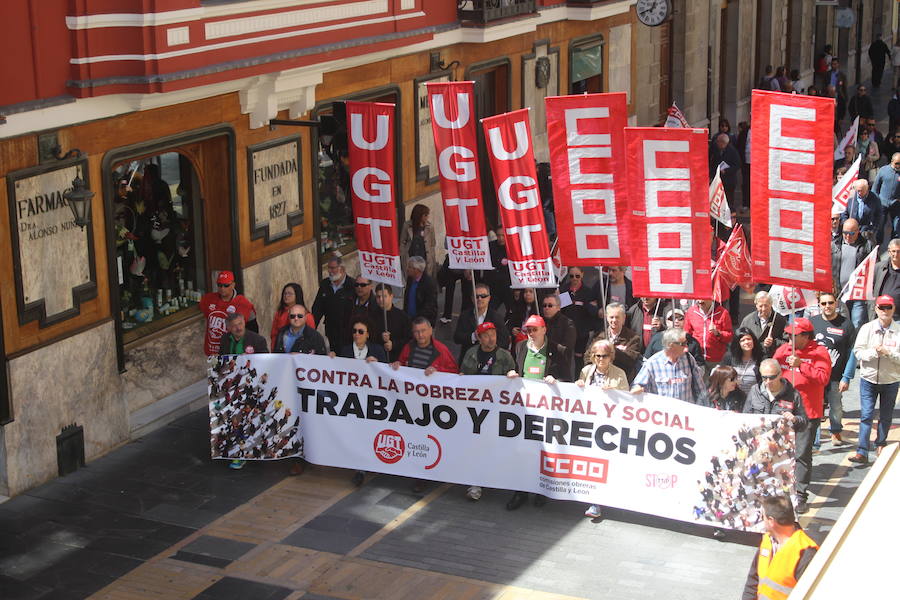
[
  {"x1": 523, "y1": 315, "x2": 546, "y2": 329},
  {"x1": 476, "y1": 322, "x2": 496, "y2": 335},
  {"x1": 217, "y1": 270, "x2": 235, "y2": 285},
  {"x1": 876, "y1": 295, "x2": 895, "y2": 307},
  {"x1": 666, "y1": 309, "x2": 685, "y2": 320},
  {"x1": 784, "y1": 317, "x2": 813, "y2": 335}
]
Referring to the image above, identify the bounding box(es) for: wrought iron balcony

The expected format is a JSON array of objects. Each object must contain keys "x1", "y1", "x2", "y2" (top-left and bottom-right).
[{"x1": 457, "y1": 0, "x2": 537, "y2": 25}]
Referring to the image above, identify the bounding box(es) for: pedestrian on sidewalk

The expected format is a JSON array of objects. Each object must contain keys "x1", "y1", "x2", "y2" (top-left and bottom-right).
[{"x1": 810, "y1": 292, "x2": 857, "y2": 448}]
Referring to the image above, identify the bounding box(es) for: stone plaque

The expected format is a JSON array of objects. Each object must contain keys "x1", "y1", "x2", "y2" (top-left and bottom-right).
[
  {"x1": 248, "y1": 136, "x2": 303, "y2": 243},
  {"x1": 7, "y1": 159, "x2": 97, "y2": 327},
  {"x1": 415, "y1": 72, "x2": 450, "y2": 183}
]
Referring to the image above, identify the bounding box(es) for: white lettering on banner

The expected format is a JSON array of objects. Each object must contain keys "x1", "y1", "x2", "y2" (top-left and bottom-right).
[
  {"x1": 564, "y1": 107, "x2": 611, "y2": 145},
  {"x1": 351, "y1": 167, "x2": 392, "y2": 203},
  {"x1": 769, "y1": 240, "x2": 814, "y2": 282},
  {"x1": 360, "y1": 252, "x2": 402, "y2": 280},
  {"x1": 568, "y1": 147, "x2": 613, "y2": 184},
  {"x1": 510, "y1": 258, "x2": 553, "y2": 285},
  {"x1": 208, "y1": 354, "x2": 788, "y2": 533},
  {"x1": 350, "y1": 113, "x2": 389, "y2": 150},
  {"x1": 438, "y1": 146, "x2": 476, "y2": 181},
  {"x1": 506, "y1": 224, "x2": 543, "y2": 256},
  {"x1": 357, "y1": 217, "x2": 392, "y2": 248},
  {"x1": 498, "y1": 176, "x2": 540, "y2": 211},
  {"x1": 431, "y1": 93, "x2": 470, "y2": 129},
  {"x1": 641, "y1": 139, "x2": 695, "y2": 295},
  {"x1": 445, "y1": 197, "x2": 478, "y2": 231},
  {"x1": 488, "y1": 121, "x2": 529, "y2": 160},
  {"x1": 768, "y1": 198, "x2": 813, "y2": 242}
]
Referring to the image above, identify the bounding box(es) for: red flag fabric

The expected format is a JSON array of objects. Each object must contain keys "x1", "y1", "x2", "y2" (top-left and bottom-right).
[
  {"x1": 832, "y1": 155, "x2": 861, "y2": 214},
  {"x1": 426, "y1": 81, "x2": 492, "y2": 270},
  {"x1": 711, "y1": 224, "x2": 752, "y2": 303},
  {"x1": 750, "y1": 91, "x2": 834, "y2": 290},
  {"x1": 664, "y1": 103, "x2": 690, "y2": 128},
  {"x1": 346, "y1": 101, "x2": 404, "y2": 287},
  {"x1": 840, "y1": 247, "x2": 878, "y2": 303},
  {"x1": 624, "y1": 127, "x2": 712, "y2": 299},
  {"x1": 482, "y1": 109, "x2": 556, "y2": 288},
  {"x1": 545, "y1": 93, "x2": 629, "y2": 265}
]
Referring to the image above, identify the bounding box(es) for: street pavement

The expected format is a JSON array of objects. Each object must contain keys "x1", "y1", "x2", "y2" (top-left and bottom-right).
[{"x1": 1, "y1": 79, "x2": 898, "y2": 600}]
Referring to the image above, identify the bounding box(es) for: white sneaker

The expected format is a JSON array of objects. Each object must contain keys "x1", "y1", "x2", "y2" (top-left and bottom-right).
[
  {"x1": 466, "y1": 486, "x2": 482, "y2": 500},
  {"x1": 584, "y1": 504, "x2": 602, "y2": 518}
]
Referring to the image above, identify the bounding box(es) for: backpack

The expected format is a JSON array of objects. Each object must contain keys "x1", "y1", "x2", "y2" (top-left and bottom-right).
[{"x1": 408, "y1": 232, "x2": 426, "y2": 262}]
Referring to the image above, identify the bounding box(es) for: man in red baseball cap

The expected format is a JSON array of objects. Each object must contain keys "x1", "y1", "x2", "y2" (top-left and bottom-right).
[
  {"x1": 200, "y1": 270, "x2": 257, "y2": 356},
  {"x1": 773, "y1": 317, "x2": 832, "y2": 514},
  {"x1": 850, "y1": 295, "x2": 900, "y2": 464}
]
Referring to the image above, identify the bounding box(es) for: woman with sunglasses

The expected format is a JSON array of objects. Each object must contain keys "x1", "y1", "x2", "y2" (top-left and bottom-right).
[
  {"x1": 576, "y1": 339, "x2": 628, "y2": 519},
  {"x1": 270, "y1": 282, "x2": 315, "y2": 349},
  {"x1": 707, "y1": 365, "x2": 744, "y2": 412},
  {"x1": 721, "y1": 327, "x2": 763, "y2": 396},
  {"x1": 506, "y1": 288, "x2": 540, "y2": 345}
]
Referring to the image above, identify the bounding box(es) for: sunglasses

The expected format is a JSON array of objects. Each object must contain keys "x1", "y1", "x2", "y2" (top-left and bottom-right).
[
  {"x1": 475, "y1": 294, "x2": 490, "y2": 299},
  {"x1": 820, "y1": 300, "x2": 835, "y2": 306},
  {"x1": 289, "y1": 314, "x2": 305, "y2": 319},
  {"x1": 842, "y1": 230, "x2": 858, "y2": 235},
  {"x1": 352, "y1": 328, "x2": 367, "y2": 334},
  {"x1": 593, "y1": 353, "x2": 610, "y2": 359},
  {"x1": 877, "y1": 305, "x2": 894, "y2": 310},
  {"x1": 217, "y1": 282, "x2": 233, "y2": 288},
  {"x1": 355, "y1": 282, "x2": 370, "y2": 287},
  {"x1": 761, "y1": 374, "x2": 779, "y2": 381},
  {"x1": 672, "y1": 341, "x2": 688, "y2": 346}
]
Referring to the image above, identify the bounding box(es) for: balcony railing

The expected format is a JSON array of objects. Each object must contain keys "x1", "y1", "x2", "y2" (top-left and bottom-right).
[{"x1": 457, "y1": 0, "x2": 537, "y2": 25}]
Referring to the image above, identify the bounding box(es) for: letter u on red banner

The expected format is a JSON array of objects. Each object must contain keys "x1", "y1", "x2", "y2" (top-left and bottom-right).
[
  {"x1": 545, "y1": 93, "x2": 629, "y2": 266},
  {"x1": 347, "y1": 101, "x2": 404, "y2": 288},
  {"x1": 624, "y1": 127, "x2": 712, "y2": 299},
  {"x1": 750, "y1": 91, "x2": 834, "y2": 290},
  {"x1": 426, "y1": 81, "x2": 492, "y2": 270},
  {"x1": 482, "y1": 109, "x2": 556, "y2": 288}
]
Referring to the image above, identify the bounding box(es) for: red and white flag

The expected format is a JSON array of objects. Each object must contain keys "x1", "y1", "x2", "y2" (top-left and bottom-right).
[
  {"x1": 834, "y1": 116, "x2": 859, "y2": 161},
  {"x1": 664, "y1": 102, "x2": 690, "y2": 128},
  {"x1": 545, "y1": 93, "x2": 629, "y2": 265},
  {"x1": 482, "y1": 109, "x2": 555, "y2": 288},
  {"x1": 768, "y1": 285, "x2": 818, "y2": 316},
  {"x1": 711, "y1": 224, "x2": 752, "y2": 303},
  {"x1": 840, "y1": 247, "x2": 878, "y2": 303},
  {"x1": 750, "y1": 91, "x2": 834, "y2": 291},
  {"x1": 426, "y1": 81, "x2": 492, "y2": 270},
  {"x1": 346, "y1": 101, "x2": 404, "y2": 287},
  {"x1": 709, "y1": 166, "x2": 733, "y2": 227},
  {"x1": 831, "y1": 154, "x2": 861, "y2": 214},
  {"x1": 624, "y1": 127, "x2": 712, "y2": 299}
]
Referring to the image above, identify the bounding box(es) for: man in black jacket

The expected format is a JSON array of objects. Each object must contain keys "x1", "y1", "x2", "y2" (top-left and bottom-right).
[
  {"x1": 709, "y1": 133, "x2": 742, "y2": 213},
  {"x1": 740, "y1": 291, "x2": 787, "y2": 358},
  {"x1": 626, "y1": 297, "x2": 668, "y2": 352},
  {"x1": 404, "y1": 256, "x2": 438, "y2": 326},
  {"x1": 273, "y1": 304, "x2": 327, "y2": 355},
  {"x1": 872, "y1": 238, "x2": 900, "y2": 320},
  {"x1": 218, "y1": 313, "x2": 268, "y2": 355},
  {"x1": 541, "y1": 293, "x2": 577, "y2": 381},
  {"x1": 831, "y1": 218, "x2": 873, "y2": 328},
  {"x1": 373, "y1": 284, "x2": 411, "y2": 362},
  {"x1": 312, "y1": 255, "x2": 355, "y2": 351},
  {"x1": 453, "y1": 283, "x2": 508, "y2": 363}
]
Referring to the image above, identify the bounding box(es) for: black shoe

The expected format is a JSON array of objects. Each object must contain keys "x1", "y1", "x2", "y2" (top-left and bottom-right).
[
  {"x1": 506, "y1": 492, "x2": 527, "y2": 511},
  {"x1": 533, "y1": 494, "x2": 547, "y2": 508},
  {"x1": 351, "y1": 471, "x2": 364, "y2": 487},
  {"x1": 712, "y1": 528, "x2": 726, "y2": 541},
  {"x1": 796, "y1": 499, "x2": 810, "y2": 515}
]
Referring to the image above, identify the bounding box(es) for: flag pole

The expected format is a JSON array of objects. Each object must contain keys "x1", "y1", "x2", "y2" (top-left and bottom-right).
[
  {"x1": 469, "y1": 269, "x2": 479, "y2": 320},
  {"x1": 599, "y1": 267, "x2": 608, "y2": 334}
]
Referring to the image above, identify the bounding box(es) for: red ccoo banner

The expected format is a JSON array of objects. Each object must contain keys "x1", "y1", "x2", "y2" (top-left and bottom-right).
[
  {"x1": 347, "y1": 101, "x2": 404, "y2": 287},
  {"x1": 624, "y1": 127, "x2": 712, "y2": 299},
  {"x1": 750, "y1": 91, "x2": 834, "y2": 290},
  {"x1": 426, "y1": 81, "x2": 492, "y2": 270},
  {"x1": 545, "y1": 93, "x2": 629, "y2": 265},
  {"x1": 482, "y1": 109, "x2": 555, "y2": 288}
]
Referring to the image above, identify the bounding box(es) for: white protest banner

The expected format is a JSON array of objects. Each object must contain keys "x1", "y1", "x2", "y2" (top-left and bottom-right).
[
  {"x1": 839, "y1": 247, "x2": 878, "y2": 303},
  {"x1": 834, "y1": 116, "x2": 859, "y2": 161},
  {"x1": 768, "y1": 285, "x2": 819, "y2": 315},
  {"x1": 664, "y1": 102, "x2": 690, "y2": 128},
  {"x1": 832, "y1": 154, "x2": 861, "y2": 214},
  {"x1": 209, "y1": 354, "x2": 791, "y2": 533},
  {"x1": 709, "y1": 167, "x2": 733, "y2": 227}
]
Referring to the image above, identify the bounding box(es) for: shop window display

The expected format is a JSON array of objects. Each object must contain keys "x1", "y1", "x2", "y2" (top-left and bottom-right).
[{"x1": 112, "y1": 152, "x2": 205, "y2": 339}]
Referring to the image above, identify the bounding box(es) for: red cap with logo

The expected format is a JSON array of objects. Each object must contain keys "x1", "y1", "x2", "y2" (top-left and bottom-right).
[
  {"x1": 876, "y1": 295, "x2": 895, "y2": 307},
  {"x1": 475, "y1": 322, "x2": 496, "y2": 335},
  {"x1": 217, "y1": 270, "x2": 235, "y2": 285},
  {"x1": 784, "y1": 317, "x2": 813, "y2": 335},
  {"x1": 523, "y1": 315, "x2": 546, "y2": 329}
]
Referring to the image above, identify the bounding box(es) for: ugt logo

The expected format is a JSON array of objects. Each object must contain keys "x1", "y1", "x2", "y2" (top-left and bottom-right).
[{"x1": 374, "y1": 429, "x2": 405, "y2": 464}]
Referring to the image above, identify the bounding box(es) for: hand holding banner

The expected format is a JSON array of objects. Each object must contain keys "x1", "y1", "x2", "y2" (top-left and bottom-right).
[
  {"x1": 426, "y1": 82, "x2": 492, "y2": 270},
  {"x1": 624, "y1": 127, "x2": 713, "y2": 299},
  {"x1": 347, "y1": 101, "x2": 404, "y2": 287},
  {"x1": 545, "y1": 93, "x2": 629, "y2": 265},
  {"x1": 482, "y1": 109, "x2": 556, "y2": 288}
]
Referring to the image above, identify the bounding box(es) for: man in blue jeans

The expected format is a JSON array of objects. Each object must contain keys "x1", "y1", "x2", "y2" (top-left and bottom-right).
[{"x1": 850, "y1": 295, "x2": 900, "y2": 464}]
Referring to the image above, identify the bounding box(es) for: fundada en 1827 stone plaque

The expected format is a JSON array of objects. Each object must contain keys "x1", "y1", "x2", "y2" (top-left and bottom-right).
[
  {"x1": 7, "y1": 159, "x2": 97, "y2": 327},
  {"x1": 248, "y1": 136, "x2": 303, "y2": 243}
]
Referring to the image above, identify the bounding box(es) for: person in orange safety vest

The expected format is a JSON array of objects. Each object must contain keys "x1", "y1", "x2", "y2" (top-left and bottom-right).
[{"x1": 742, "y1": 495, "x2": 818, "y2": 600}]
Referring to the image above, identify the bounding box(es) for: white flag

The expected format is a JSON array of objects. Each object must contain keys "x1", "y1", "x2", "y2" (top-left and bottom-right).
[
  {"x1": 839, "y1": 247, "x2": 878, "y2": 303},
  {"x1": 768, "y1": 285, "x2": 819, "y2": 316},
  {"x1": 709, "y1": 168, "x2": 733, "y2": 227},
  {"x1": 831, "y1": 154, "x2": 862, "y2": 214},
  {"x1": 834, "y1": 116, "x2": 859, "y2": 161},
  {"x1": 664, "y1": 102, "x2": 690, "y2": 128}
]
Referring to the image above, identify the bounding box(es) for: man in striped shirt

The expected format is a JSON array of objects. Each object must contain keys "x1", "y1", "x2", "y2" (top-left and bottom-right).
[{"x1": 630, "y1": 328, "x2": 709, "y2": 405}]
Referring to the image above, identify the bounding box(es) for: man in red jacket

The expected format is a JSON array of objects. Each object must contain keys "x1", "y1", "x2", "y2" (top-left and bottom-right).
[
  {"x1": 773, "y1": 317, "x2": 832, "y2": 514},
  {"x1": 684, "y1": 299, "x2": 733, "y2": 367},
  {"x1": 392, "y1": 316, "x2": 458, "y2": 375}
]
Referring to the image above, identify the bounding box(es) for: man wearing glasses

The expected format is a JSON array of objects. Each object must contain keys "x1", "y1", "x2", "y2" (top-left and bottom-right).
[
  {"x1": 850, "y1": 295, "x2": 900, "y2": 464},
  {"x1": 630, "y1": 328, "x2": 708, "y2": 406},
  {"x1": 453, "y1": 283, "x2": 508, "y2": 364},
  {"x1": 830, "y1": 218, "x2": 873, "y2": 328},
  {"x1": 810, "y1": 292, "x2": 857, "y2": 446},
  {"x1": 742, "y1": 359, "x2": 810, "y2": 511},
  {"x1": 346, "y1": 276, "x2": 381, "y2": 342},
  {"x1": 201, "y1": 270, "x2": 257, "y2": 356},
  {"x1": 540, "y1": 294, "x2": 577, "y2": 381},
  {"x1": 772, "y1": 318, "x2": 830, "y2": 513},
  {"x1": 873, "y1": 238, "x2": 900, "y2": 316},
  {"x1": 273, "y1": 304, "x2": 327, "y2": 355}
]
